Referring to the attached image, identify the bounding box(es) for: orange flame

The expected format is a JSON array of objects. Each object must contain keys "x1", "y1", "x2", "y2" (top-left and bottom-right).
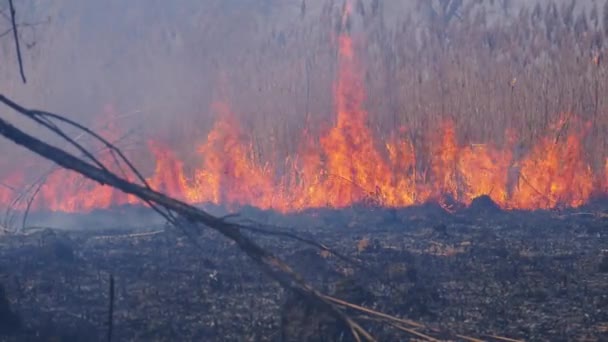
[
  {"x1": 0, "y1": 27, "x2": 605, "y2": 214},
  {"x1": 510, "y1": 122, "x2": 594, "y2": 209}
]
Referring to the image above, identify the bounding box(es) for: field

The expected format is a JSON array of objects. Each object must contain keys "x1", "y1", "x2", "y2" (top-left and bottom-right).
[
  {"x1": 1, "y1": 1, "x2": 608, "y2": 341},
  {"x1": 1, "y1": 201, "x2": 608, "y2": 341}
]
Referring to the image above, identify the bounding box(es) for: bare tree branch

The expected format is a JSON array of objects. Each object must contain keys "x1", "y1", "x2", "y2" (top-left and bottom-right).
[
  {"x1": 0, "y1": 94, "x2": 375, "y2": 341},
  {"x1": 8, "y1": 0, "x2": 26, "y2": 83}
]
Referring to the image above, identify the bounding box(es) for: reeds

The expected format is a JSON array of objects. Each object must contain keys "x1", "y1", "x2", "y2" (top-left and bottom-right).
[
  {"x1": 1, "y1": 0, "x2": 605, "y2": 182},
  {"x1": 202, "y1": 0, "x2": 608, "y2": 176}
]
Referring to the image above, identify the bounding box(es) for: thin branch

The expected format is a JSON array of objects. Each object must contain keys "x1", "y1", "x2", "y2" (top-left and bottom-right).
[
  {"x1": 21, "y1": 180, "x2": 42, "y2": 232},
  {"x1": 484, "y1": 334, "x2": 525, "y2": 342},
  {"x1": 326, "y1": 294, "x2": 509, "y2": 342},
  {"x1": 0, "y1": 18, "x2": 49, "y2": 39},
  {"x1": 324, "y1": 294, "x2": 424, "y2": 329},
  {"x1": 0, "y1": 95, "x2": 182, "y2": 231},
  {"x1": 5, "y1": 129, "x2": 136, "y2": 232},
  {"x1": 8, "y1": 0, "x2": 26, "y2": 83},
  {"x1": 0, "y1": 181, "x2": 17, "y2": 192},
  {"x1": 387, "y1": 322, "x2": 441, "y2": 342}
]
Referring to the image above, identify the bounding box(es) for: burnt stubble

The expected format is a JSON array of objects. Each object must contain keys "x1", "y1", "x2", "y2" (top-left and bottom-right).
[{"x1": 0, "y1": 198, "x2": 607, "y2": 341}]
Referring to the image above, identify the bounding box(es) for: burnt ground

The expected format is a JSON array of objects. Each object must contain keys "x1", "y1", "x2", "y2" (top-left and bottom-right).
[{"x1": 0, "y1": 197, "x2": 607, "y2": 341}]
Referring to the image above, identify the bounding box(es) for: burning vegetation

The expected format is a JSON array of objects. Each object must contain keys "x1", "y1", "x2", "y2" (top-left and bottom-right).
[
  {"x1": 0, "y1": 0, "x2": 608, "y2": 341},
  {"x1": 1, "y1": 0, "x2": 608, "y2": 215}
]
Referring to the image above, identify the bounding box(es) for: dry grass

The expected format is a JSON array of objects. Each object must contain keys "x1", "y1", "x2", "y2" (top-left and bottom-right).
[
  {"x1": 362, "y1": 0, "x2": 608, "y2": 172},
  {"x1": 215, "y1": 0, "x2": 608, "y2": 177},
  {"x1": 1, "y1": 0, "x2": 607, "y2": 182}
]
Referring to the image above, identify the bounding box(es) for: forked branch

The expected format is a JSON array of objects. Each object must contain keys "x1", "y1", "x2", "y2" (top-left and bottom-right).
[{"x1": 0, "y1": 94, "x2": 374, "y2": 341}]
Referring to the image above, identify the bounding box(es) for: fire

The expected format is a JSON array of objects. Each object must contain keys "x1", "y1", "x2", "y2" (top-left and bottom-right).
[
  {"x1": 0, "y1": 19, "x2": 605, "y2": 214},
  {"x1": 302, "y1": 31, "x2": 393, "y2": 208},
  {"x1": 182, "y1": 103, "x2": 278, "y2": 210},
  {"x1": 455, "y1": 140, "x2": 512, "y2": 208},
  {"x1": 509, "y1": 121, "x2": 594, "y2": 209}
]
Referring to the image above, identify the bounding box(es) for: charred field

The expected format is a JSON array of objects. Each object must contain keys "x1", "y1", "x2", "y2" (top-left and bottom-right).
[
  {"x1": 1, "y1": 197, "x2": 607, "y2": 341},
  {"x1": 1, "y1": 0, "x2": 608, "y2": 341}
]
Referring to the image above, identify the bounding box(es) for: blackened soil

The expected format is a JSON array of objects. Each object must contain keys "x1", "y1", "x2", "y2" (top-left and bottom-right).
[{"x1": 0, "y1": 201, "x2": 607, "y2": 341}]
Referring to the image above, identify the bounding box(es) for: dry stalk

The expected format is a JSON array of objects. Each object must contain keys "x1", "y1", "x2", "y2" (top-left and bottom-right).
[
  {"x1": 455, "y1": 335, "x2": 486, "y2": 342},
  {"x1": 323, "y1": 294, "x2": 424, "y2": 328},
  {"x1": 484, "y1": 334, "x2": 525, "y2": 342},
  {"x1": 387, "y1": 322, "x2": 441, "y2": 342},
  {"x1": 325, "y1": 294, "x2": 521, "y2": 342}
]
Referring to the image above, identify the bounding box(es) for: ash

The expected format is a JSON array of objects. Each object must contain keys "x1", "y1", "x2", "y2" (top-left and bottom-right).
[{"x1": 1, "y1": 199, "x2": 607, "y2": 341}]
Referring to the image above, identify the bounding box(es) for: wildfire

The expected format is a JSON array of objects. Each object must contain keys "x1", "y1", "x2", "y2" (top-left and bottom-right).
[{"x1": 0, "y1": 18, "x2": 606, "y2": 214}]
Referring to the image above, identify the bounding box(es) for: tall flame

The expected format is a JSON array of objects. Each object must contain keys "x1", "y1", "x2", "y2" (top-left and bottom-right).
[{"x1": 0, "y1": 19, "x2": 605, "y2": 214}]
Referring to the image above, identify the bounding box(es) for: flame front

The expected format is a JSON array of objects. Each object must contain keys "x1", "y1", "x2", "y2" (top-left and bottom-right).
[{"x1": 0, "y1": 27, "x2": 606, "y2": 214}]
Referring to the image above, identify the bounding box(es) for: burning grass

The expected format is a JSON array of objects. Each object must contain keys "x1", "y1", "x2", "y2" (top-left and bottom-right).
[
  {"x1": 1, "y1": 1, "x2": 608, "y2": 217},
  {"x1": 0, "y1": 1, "x2": 607, "y2": 339}
]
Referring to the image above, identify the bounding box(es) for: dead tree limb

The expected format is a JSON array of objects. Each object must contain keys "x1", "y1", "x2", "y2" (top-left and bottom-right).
[
  {"x1": 0, "y1": 95, "x2": 375, "y2": 341},
  {"x1": 0, "y1": 96, "x2": 517, "y2": 341}
]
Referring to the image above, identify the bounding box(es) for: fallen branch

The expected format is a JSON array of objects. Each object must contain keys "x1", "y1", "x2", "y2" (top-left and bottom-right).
[
  {"x1": 0, "y1": 95, "x2": 511, "y2": 341},
  {"x1": 0, "y1": 94, "x2": 374, "y2": 341}
]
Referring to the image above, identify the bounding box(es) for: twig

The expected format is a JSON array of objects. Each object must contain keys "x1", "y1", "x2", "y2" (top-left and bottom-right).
[
  {"x1": 21, "y1": 179, "x2": 42, "y2": 232},
  {"x1": 325, "y1": 294, "x2": 509, "y2": 342},
  {"x1": 0, "y1": 18, "x2": 49, "y2": 39},
  {"x1": 4, "y1": 129, "x2": 135, "y2": 231},
  {"x1": 484, "y1": 334, "x2": 525, "y2": 342},
  {"x1": 518, "y1": 172, "x2": 555, "y2": 206},
  {"x1": 0, "y1": 27, "x2": 13, "y2": 38},
  {"x1": 107, "y1": 274, "x2": 115, "y2": 342},
  {"x1": 8, "y1": 0, "x2": 26, "y2": 83},
  {"x1": 323, "y1": 294, "x2": 424, "y2": 328},
  {"x1": 455, "y1": 335, "x2": 486, "y2": 342},
  {"x1": 387, "y1": 322, "x2": 440, "y2": 342}
]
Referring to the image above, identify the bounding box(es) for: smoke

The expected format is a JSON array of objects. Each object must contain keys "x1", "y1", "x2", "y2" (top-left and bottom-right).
[
  {"x1": 1, "y1": 0, "x2": 600, "y2": 164},
  {"x1": 0, "y1": 1, "x2": 314, "y2": 171},
  {"x1": 0, "y1": 0, "x2": 606, "y2": 219}
]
